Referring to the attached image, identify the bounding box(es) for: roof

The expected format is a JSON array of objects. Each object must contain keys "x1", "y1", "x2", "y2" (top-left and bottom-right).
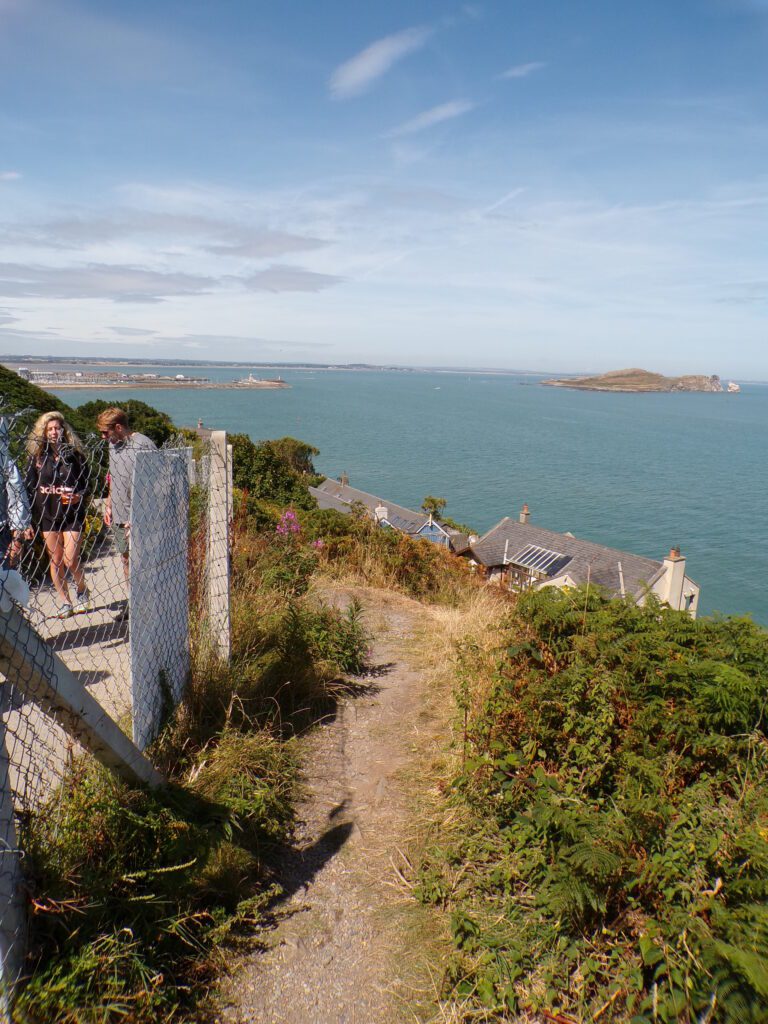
[
  {"x1": 470, "y1": 517, "x2": 666, "y2": 598},
  {"x1": 315, "y1": 478, "x2": 427, "y2": 533},
  {"x1": 308, "y1": 486, "x2": 352, "y2": 515}
]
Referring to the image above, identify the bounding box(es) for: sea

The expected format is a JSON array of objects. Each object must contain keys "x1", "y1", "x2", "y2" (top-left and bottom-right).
[{"x1": 46, "y1": 365, "x2": 768, "y2": 624}]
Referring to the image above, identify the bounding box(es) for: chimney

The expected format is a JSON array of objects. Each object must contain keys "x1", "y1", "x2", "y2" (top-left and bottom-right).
[
  {"x1": 659, "y1": 546, "x2": 686, "y2": 610},
  {"x1": 519, "y1": 503, "x2": 530, "y2": 525},
  {"x1": 339, "y1": 471, "x2": 349, "y2": 486},
  {"x1": 374, "y1": 505, "x2": 388, "y2": 523}
]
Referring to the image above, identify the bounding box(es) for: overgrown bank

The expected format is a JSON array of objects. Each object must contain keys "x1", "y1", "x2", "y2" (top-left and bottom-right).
[{"x1": 417, "y1": 588, "x2": 768, "y2": 1024}]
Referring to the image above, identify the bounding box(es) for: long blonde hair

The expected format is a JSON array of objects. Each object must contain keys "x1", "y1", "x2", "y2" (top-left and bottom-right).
[{"x1": 27, "y1": 411, "x2": 86, "y2": 460}]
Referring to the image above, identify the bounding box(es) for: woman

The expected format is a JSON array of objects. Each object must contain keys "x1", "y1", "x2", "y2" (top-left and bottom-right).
[{"x1": 25, "y1": 412, "x2": 91, "y2": 618}]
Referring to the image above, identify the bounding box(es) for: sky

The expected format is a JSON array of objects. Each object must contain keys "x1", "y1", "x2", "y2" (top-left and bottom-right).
[{"x1": 1, "y1": 0, "x2": 768, "y2": 374}]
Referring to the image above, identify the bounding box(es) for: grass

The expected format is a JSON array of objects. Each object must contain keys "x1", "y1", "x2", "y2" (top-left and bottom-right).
[{"x1": 15, "y1": 515, "x2": 372, "y2": 1022}]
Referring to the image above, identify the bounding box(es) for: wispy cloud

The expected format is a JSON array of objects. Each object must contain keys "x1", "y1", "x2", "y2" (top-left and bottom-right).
[
  {"x1": 499, "y1": 61, "x2": 546, "y2": 80},
  {"x1": 386, "y1": 99, "x2": 475, "y2": 137},
  {"x1": 241, "y1": 264, "x2": 344, "y2": 293},
  {"x1": 206, "y1": 232, "x2": 327, "y2": 258},
  {"x1": 0, "y1": 171, "x2": 21, "y2": 182},
  {"x1": 0, "y1": 262, "x2": 215, "y2": 302},
  {"x1": 109, "y1": 326, "x2": 155, "y2": 336},
  {"x1": 158, "y1": 332, "x2": 333, "y2": 350},
  {"x1": 329, "y1": 26, "x2": 432, "y2": 99},
  {"x1": 2, "y1": 209, "x2": 328, "y2": 257}
]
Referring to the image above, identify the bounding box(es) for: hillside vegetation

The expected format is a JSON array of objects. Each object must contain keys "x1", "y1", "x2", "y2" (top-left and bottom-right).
[{"x1": 418, "y1": 587, "x2": 768, "y2": 1023}]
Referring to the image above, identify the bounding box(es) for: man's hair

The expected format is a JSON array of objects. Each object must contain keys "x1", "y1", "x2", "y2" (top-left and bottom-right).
[{"x1": 96, "y1": 407, "x2": 129, "y2": 430}]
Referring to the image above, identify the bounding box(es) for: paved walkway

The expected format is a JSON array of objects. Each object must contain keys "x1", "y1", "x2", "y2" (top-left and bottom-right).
[{"x1": 2, "y1": 533, "x2": 132, "y2": 809}]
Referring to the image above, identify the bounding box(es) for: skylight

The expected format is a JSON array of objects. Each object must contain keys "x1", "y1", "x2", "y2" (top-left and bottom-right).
[{"x1": 507, "y1": 544, "x2": 572, "y2": 577}]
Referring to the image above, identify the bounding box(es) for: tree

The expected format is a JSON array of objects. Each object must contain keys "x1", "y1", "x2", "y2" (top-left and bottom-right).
[
  {"x1": 421, "y1": 495, "x2": 447, "y2": 519},
  {"x1": 77, "y1": 399, "x2": 175, "y2": 445},
  {"x1": 229, "y1": 432, "x2": 315, "y2": 508},
  {"x1": 262, "y1": 437, "x2": 320, "y2": 476}
]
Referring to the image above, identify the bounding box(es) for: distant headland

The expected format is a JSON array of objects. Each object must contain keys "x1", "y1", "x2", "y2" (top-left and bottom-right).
[{"x1": 541, "y1": 368, "x2": 740, "y2": 393}]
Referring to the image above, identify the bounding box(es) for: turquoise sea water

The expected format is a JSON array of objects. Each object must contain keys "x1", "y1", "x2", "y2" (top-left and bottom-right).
[{"x1": 52, "y1": 368, "x2": 768, "y2": 623}]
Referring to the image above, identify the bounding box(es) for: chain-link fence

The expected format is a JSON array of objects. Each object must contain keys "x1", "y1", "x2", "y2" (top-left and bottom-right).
[{"x1": 0, "y1": 407, "x2": 231, "y2": 1009}]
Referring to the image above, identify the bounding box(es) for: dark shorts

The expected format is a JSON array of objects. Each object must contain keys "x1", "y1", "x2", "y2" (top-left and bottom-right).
[
  {"x1": 112, "y1": 523, "x2": 129, "y2": 556},
  {"x1": 0, "y1": 526, "x2": 11, "y2": 570}
]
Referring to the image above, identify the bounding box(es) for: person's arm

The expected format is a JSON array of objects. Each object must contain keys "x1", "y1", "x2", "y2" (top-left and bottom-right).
[
  {"x1": 103, "y1": 470, "x2": 112, "y2": 525},
  {"x1": 7, "y1": 457, "x2": 32, "y2": 536}
]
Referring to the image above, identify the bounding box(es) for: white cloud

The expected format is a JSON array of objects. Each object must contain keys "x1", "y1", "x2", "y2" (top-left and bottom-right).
[
  {"x1": 3, "y1": 209, "x2": 328, "y2": 256},
  {"x1": 499, "y1": 61, "x2": 546, "y2": 79},
  {"x1": 241, "y1": 264, "x2": 344, "y2": 293},
  {"x1": 329, "y1": 26, "x2": 432, "y2": 99},
  {"x1": 0, "y1": 262, "x2": 215, "y2": 302},
  {"x1": 386, "y1": 99, "x2": 475, "y2": 137},
  {"x1": 0, "y1": 171, "x2": 21, "y2": 181},
  {"x1": 109, "y1": 326, "x2": 155, "y2": 336}
]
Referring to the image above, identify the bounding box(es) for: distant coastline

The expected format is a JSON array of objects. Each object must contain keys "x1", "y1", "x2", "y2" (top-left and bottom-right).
[
  {"x1": 39, "y1": 379, "x2": 289, "y2": 390},
  {"x1": 16, "y1": 368, "x2": 290, "y2": 391}
]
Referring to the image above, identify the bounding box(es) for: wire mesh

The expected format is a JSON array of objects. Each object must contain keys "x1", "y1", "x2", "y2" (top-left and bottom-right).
[{"x1": 0, "y1": 405, "x2": 231, "y2": 999}]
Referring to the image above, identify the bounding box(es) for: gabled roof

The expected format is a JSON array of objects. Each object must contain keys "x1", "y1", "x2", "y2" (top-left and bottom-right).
[
  {"x1": 314, "y1": 478, "x2": 428, "y2": 533},
  {"x1": 470, "y1": 517, "x2": 666, "y2": 598}
]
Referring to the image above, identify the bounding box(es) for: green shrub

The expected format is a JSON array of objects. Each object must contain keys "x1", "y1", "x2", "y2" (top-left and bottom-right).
[{"x1": 420, "y1": 588, "x2": 768, "y2": 1022}]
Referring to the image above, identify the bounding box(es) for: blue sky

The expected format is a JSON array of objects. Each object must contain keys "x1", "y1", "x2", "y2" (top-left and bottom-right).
[{"x1": 1, "y1": 0, "x2": 768, "y2": 374}]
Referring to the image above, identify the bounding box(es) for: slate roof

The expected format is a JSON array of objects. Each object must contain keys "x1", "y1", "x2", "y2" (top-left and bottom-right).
[
  {"x1": 315, "y1": 478, "x2": 428, "y2": 533},
  {"x1": 308, "y1": 486, "x2": 352, "y2": 515},
  {"x1": 470, "y1": 517, "x2": 666, "y2": 598}
]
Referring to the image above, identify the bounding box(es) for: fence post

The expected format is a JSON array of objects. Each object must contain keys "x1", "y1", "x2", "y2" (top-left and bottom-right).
[
  {"x1": 0, "y1": 601, "x2": 164, "y2": 790},
  {"x1": 207, "y1": 431, "x2": 231, "y2": 662}
]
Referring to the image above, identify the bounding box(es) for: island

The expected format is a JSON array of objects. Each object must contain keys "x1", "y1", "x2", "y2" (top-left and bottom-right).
[{"x1": 541, "y1": 368, "x2": 737, "y2": 393}]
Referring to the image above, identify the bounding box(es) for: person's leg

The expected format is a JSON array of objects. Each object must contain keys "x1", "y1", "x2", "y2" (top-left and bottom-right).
[
  {"x1": 110, "y1": 524, "x2": 130, "y2": 620},
  {"x1": 43, "y1": 532, "x2": 71, "y2": 606},
  {"x1": 63, "y1": 530, "x2": 87, "y2": 595}
]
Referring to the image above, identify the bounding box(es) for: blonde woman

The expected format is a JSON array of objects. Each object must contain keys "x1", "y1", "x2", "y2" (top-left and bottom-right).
[{"x1": 25, "y1": 412, "x2": 91, "y2": 618}]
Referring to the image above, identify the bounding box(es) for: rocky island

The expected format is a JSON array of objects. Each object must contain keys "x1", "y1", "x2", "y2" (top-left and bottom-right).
[{"x1": 541, "y1": 368, "x2": 733, "y2": 393}]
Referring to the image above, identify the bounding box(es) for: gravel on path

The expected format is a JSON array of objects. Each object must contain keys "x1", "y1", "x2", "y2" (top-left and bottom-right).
[{"x1": 215, "y1": 587, "x2": 448, "y2": 1024}]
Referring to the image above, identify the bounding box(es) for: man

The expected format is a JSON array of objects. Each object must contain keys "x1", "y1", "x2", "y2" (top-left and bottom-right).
[
  {"x1": 0, "y1": 418, "x2": 33, "y2": 570},
  {"x1": 97, "y1": 408, "x2": 156, "y2": 617}
]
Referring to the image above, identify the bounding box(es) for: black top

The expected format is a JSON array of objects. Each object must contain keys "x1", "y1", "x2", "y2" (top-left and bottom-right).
[{"x1": 25, "y1": 446, "x2": 90, "y2": 532}]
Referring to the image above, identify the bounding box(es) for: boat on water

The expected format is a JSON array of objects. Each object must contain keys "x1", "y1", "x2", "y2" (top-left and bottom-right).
[{"x1": 727, "y1": 381, "x2": 741, "y2": 393}]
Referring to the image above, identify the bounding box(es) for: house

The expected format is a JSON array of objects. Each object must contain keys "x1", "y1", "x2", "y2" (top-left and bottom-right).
[
  {"x1": 470, "y1": 504, "x2": 700, "y2": 617},
  {"x1": 310, "y1": 477, "x2": 470, "y2": 554}
]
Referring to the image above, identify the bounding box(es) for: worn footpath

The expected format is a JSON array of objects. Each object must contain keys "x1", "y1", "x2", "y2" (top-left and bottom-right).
[{"x1": 216, "y1": 586, "x2": 451, "y2": 1024}]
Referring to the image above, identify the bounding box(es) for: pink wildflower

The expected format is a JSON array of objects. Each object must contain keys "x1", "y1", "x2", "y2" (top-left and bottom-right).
[{"x1": 276, "y1": 508, "x2": 301, "y2": 536}]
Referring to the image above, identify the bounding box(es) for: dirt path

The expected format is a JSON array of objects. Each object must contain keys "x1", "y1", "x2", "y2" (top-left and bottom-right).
[{"x1": 216, "y1": 587, "x2": 450, "y2": 1024}]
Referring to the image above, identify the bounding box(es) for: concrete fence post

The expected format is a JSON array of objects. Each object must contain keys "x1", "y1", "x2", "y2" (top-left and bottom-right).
[{"x1": 207, "y1": 431, "x2": 231, "y2": 662}]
